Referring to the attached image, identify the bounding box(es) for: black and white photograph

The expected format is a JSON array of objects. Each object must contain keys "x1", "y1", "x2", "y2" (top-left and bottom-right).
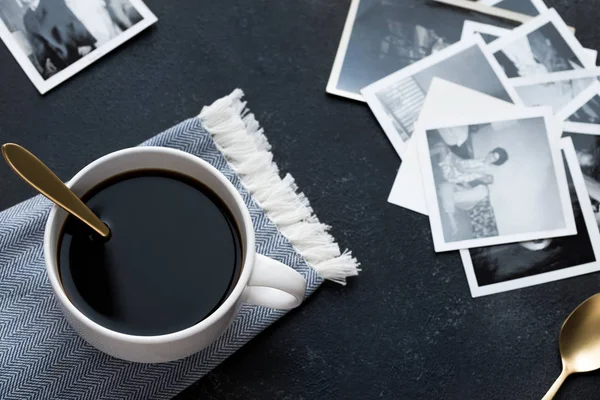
[
  {"x1": 557, "y1": 82, "x2": 600, "y2": 131},
  {"x1": 388, "y1": 78, "x2": 522, "y2": 216},
  {"x1": 488, "y1": 9, "x2": 591, "y2": 80},
  {"x1": 478, "y1": 0, "x2": 547, "y2": 17},
  {"x1": 0, "y1": 0, "x2": 157, "y2": 94},
  {"x1": 460, "y1": 138, "x2": 600, "y2": 297},
  {"x1": 418, "y1": 107, "x2": 576, "y2": 252},
  {"x1": 361, "y1": 35, "x2": 521, "y2": 157},
  {"x1": 325, "y1": 0, "x2": 513, "y2": 101}
]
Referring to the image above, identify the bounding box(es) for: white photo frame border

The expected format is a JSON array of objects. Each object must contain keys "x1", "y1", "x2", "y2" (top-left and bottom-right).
[
  {"x1": 0, "y1": 0, "x2": 157, "y2": 95},
  {"x1": 563, "y1": 123, "x2": 600, "y2": 135},
  {"x1": 460, "y1": 137, "x2": 600, "y2": 297},
  {"x1": 325, "y1": 0, "x2": 365, "y2": 102},
  {"x1": 509, "y1": 67, "x2": 600, "y2": 87},
  {"x1": 362, "y1": 34, "x2": 523, "y2": 158},
  {"x1": 417, "y1": 106, "x2": 576, "y2": 252},
  {"x1": 511, "y1": 68, "x2": 600, "y2": 117}
]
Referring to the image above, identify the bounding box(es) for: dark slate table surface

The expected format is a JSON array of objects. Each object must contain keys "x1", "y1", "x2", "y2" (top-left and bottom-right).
[{"x1": 1, "y1": 0, "x2": 600, "y2": 398}]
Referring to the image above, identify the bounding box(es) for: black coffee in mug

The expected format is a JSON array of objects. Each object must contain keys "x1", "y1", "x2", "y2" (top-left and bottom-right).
[{"x1": 58, "y1": 169, "x2": 243, "y2": 336}]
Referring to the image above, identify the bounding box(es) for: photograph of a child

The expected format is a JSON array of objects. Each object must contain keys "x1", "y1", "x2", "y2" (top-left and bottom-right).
[
  {"x1": 419, "y1": 111, "x2": 575, "y2": 252},
  {"x1": 430, "y1": 134, "x2": 508, "y2": 240}
]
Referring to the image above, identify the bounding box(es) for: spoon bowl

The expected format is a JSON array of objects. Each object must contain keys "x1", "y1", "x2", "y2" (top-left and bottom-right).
[{"x1": 543, "y1": 293, "x2": 600, "y2": 399}]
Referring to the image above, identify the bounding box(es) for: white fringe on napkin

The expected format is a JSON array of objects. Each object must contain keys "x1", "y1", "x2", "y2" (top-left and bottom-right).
[{"x1": 199, "y1": 89, "x2": 360, "y2": 284}]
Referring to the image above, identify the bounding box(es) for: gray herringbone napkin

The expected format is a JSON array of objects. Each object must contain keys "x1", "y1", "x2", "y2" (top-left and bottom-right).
[{"x1": 0, "y1": 90, "x2": 358, "y2": 399}]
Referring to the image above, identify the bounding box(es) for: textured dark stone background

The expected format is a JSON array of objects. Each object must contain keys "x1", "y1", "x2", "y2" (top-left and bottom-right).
[{"x1": 1, "y1": 1, "x2": 599, "y2": 399}]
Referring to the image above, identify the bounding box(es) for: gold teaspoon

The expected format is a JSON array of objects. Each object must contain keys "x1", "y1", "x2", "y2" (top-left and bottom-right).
[
  {"x1": 542, "y1": 293, "x2": 600, "y2": 399},
  {"x1": 1, "y1": 143, "x2": 110, "y2": 239}
]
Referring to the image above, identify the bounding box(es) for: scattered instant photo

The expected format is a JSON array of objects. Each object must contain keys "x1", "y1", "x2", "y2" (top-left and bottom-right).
[
  {"x1": 557, "y1": 82, "x2": 600, "y2": 133},
  {"x1": 460, "y1": 137, "x2": 600, "y2": 297},
  {"x1": 361, "y1": 35, "x2": 521, "y2": 157},
  {"x1": 325, "y1": 0, "x2": 513, "y2": 101},
  {"x1": 488, "y1": 9, "x2": 593, "y2": 80},
  {"x1": 388, "y1": 78, "x2": 522, "y2": 216},
  {"x1": 417, "y1": 106, "x2": 576, "y2": 252},
  {"x1": 477, "y1": 0, "x2": 548, "y2": 17},
  {"x1": 0, "y1": 0, "x2": 157, "y2": 94},
  {"x1": 512, "y1": 67, "x2": 600, "y2": 113},
  {"x1": 562, "y1": 129, "x2": 600, "y2": 229}
]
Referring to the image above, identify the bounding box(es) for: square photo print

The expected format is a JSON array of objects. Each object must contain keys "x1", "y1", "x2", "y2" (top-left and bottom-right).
[
  {"x1": 488, "y1": 9, "x2": 592, "y2": 80},
  {"x1": 418, "y1": 107, "x2": 576, "y2": 252},
  {"x1": 460, "y1": 137, "x2": 600, "y2": 297},
  {"x1": 0, "y1": 0, "x2": 157, "y2": 94}
]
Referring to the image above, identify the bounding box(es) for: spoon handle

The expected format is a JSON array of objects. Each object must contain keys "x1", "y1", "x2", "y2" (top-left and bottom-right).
[
  {"x1": 542, "y1": 368, "x2": 569, "y2": 400},
  {"x1": 1, "y1": 143, "x2": 110, "y2": 238}
]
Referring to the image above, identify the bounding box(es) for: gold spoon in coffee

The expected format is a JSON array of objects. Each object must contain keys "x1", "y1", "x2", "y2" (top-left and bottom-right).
[
  {"x1": 2, "y1": 143, "x2": 110, "y2": 239},
  {"x1": 542, "y1": 293, "x2": 600, "y2": 399}
]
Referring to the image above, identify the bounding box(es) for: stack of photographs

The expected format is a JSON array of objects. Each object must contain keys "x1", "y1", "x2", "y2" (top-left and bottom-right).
[
  {"x1": 327, "y1": 0, "x2": 600, "y2": 296},
  {"x1": 326, "y1": 0, "x2": 517, "y2": 102}
]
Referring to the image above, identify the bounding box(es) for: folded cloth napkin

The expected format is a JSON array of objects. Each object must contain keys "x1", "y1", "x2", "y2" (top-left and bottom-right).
[{"x1": 0, "y1": 90, "x2": 359, "y2": 399}]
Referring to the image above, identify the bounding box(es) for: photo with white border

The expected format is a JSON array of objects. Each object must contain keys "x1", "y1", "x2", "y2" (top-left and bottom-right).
[
  {"x1": 325, "y1": 0, "x2": 513, "y2": 102},
  {"x1": 361, "y1": 34, "x2": 521, "y2": 158},
  {"x1": 0, "y1": 0, "x2": 157, "y2": 94},
  {"x1": 460, "y1": 137, "x2": 600, "y2": 297},
  {"x1": 487, "y1": 9, "x2": 593, "y2": 80},
  {"x1": 418, "y1": 106, "x2": 576, "y2": 252},
  {"x1": 388, "y1": 78, "x2": 522, "y2": 216}
]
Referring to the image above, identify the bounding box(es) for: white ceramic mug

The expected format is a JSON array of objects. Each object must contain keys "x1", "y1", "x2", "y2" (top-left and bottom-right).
[{"x1": 44, "y1": 147, "x2": 306, "y2": 363}]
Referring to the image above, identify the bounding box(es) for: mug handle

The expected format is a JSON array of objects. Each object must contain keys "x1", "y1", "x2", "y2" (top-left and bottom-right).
[{"x1": 244, "y1": 254, "x2": 306, "y2": 309}]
